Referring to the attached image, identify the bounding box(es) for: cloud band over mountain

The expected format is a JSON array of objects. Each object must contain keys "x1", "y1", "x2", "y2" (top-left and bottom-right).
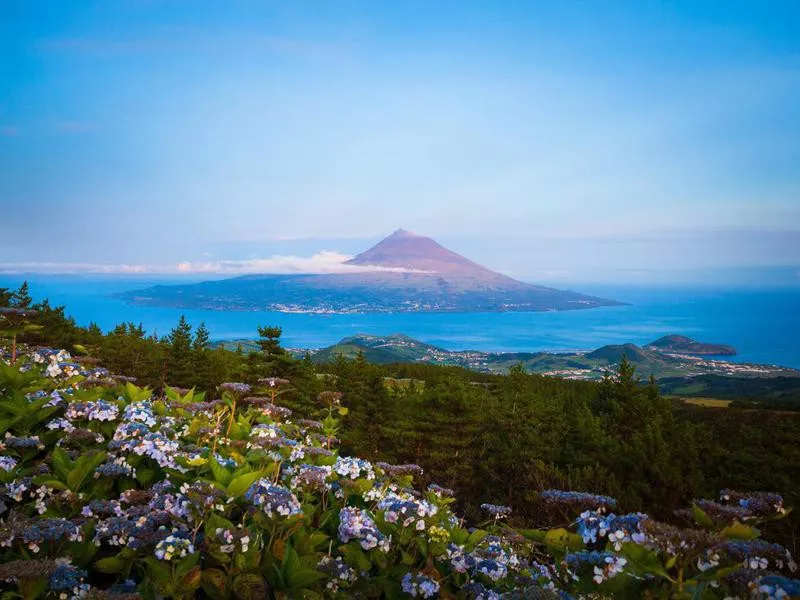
[{"x1": 0, "y1": 251, "x2": 434, "y2": 276}]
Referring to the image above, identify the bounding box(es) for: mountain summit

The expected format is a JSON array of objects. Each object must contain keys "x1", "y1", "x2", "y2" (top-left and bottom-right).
[
  {"x1": 121, "y1": 230, "x2": 624, "y2": 313},
  {"x1": 346, "y1": 229, "x2": 517, "y2": 283}
]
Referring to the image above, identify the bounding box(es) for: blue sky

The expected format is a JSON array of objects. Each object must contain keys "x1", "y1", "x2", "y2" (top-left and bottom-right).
[{"x1": 1, "y1": 0, "x2": 798, "y2": 282}]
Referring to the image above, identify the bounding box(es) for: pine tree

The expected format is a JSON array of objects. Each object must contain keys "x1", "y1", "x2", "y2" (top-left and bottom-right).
[
  {"x1": 11, "y1": 281, "x2": 32, "y2": 308},
  {"x1": 256, "y1": 325, "x2": 284, "y2": 355},
  {"x1": 193, "y1": 322, "x2": 210, "y2": 351},
  {"x1": 255, "y1": 325, "x2": 295, "y2": 377},
  {"x1": 192, "y1": 322, "x2": 212, "y2": 390},
  {"x1": 0, "y1": 281, "x2": 41, "y2": 362},
  {"x1": 167, "y1": 315, "x2": 194, "y2": 386}
]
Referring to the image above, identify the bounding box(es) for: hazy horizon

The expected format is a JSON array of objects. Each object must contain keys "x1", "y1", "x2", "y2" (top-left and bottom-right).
[{"x1": 2, "y1": 1, "x2": 799, "y2": 281}]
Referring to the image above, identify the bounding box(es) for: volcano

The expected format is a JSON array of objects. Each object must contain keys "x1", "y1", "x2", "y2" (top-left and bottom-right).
[{"x1": 121, "y1": 229, "x2": 623, "y2": 313}]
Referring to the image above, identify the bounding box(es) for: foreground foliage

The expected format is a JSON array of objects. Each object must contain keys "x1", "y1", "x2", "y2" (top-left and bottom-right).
[{"x1": 0, "y1": 347, "x2": 797, "y2": 600}]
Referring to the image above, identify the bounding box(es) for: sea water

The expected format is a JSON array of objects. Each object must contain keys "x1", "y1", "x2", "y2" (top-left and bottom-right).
[{"x1": 1, "y1": 276, "x2": 799, "y2": 369}]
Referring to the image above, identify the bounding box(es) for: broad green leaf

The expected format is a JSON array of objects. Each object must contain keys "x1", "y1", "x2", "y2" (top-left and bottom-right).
[
  {"x1": 519, "y1": 528, "x2": 547, "y2": 543},
  {"x1": 94, "y1": 556, "x2": 128, "y2": 574},
  {"x1": 227, "y1": 470, "x2": 263, "y2": 498},
  {"x1": 31, "y1": 477, "x2": 68, "y2": 491},
  {"x1": 544, "y1": 527, "x2": 583, "y2": 551},
  {"x1": 209, "y1": 455, "x2": 233, "y2": 487},
  {"x1": 467, "y1": 528, "x2": 488, "y2": 547},
  {"x1": 721, "y1": 522, "x2": 760, "y2": 540},
  {"x1": 287, "y1": 569, "x2": 323, "y2": 590},
  {"x1": 620, "y1": 542, "x2": 674, "y2": 581},
  {"x1": 50, "y1": 446, "x2": 72, "y2": 480},
  {"x1": 691, "y1": 503, "x2": 714, "y2": 529},
  {"x1": 67, "y1": 452, "x2": 106, "y2": 491}
]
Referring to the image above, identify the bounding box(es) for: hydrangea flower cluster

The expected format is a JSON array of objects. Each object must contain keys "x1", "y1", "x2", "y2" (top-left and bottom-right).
[
  {"x1": 338, "y1": 507, "x2": 389, "y2": 551},
  {"x1": 333, "y1": 456, "x2": 375, "y2": 480},
  {"x1": 0, "y1": 346, "x2": 796, "y2": 599},
  {"x1": 65, "y1": 400, "x2": 119, "y2": 422},
  {"x1": 540, "y1": 489, "x2": 618, "y2": 512},
  {"x1": 244, "y1": 479, "x2": 302, "y2": 518},
  {"x1": 122, "y1": 401, "x2": 156, "y2": 426},
  {"x1": 378, "y1": 492, "x2": 438, "y2": 531},
  {"x1": 401, "y1": 572, "x2": 440, "y2": 598},
  {"x1": 564, "y1": 550, "x2": 628, "y2": 584},
  {"x1": 289, "y1": 464, "x2": 332, "y2": 490},
  {"x1": 318, "y1": 556, "x2": 357, "y2": 592},
  {"x1": 721, "y1": 540, "x2": 798, "y2": 572},
  {"x1": 720, "y1": 489, "x2": 787, "y2": 517},
  {"x1": 480, "y1": 503, "x2": 512, "y2": 519},
  {"x1": 445, "y1": 536, "x2": 521, "y2": 585},
  {"x1": 574, "y1": 510, "x2": 647, "y2": 549},
  {"x1": 752, "y1": 574, "x2": 800, "y2": 599},
  {"x1": 154, "y1": 534, "x2": 195, "y2": 561},
  {"x1": 95, "y1": 456, "x2": 136, "y2": 479},
  {"x1": 219, "y1": 382, "x2": 251, "y2": 395}
]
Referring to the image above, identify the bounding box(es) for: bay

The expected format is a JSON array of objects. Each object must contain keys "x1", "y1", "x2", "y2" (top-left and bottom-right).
[{"x1": 2, "y1": 276, "x2": 799, "y2": 369}]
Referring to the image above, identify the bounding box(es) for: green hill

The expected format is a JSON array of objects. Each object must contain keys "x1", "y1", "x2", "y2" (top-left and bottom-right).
[{"x1": 279, "y1": 333, "x2": 798, "y2": 381}]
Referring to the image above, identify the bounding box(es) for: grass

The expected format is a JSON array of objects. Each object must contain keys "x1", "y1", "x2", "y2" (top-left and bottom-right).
[{"x1": 680, "y1": 397, "x2": 732, "y2": 408}]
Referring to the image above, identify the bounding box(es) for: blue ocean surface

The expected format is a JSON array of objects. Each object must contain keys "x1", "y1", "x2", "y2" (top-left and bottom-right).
[{"x1": 2, "y1": 276, "x2": 799, "y2": 369}]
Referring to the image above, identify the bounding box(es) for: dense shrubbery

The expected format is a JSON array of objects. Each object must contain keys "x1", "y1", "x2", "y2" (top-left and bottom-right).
[
  {"x1": 0, "y1": 347, "x2": 798, "y2": 599},
  {"x1": 2, "y1": 281, "x2": 800, "y2": 597}
]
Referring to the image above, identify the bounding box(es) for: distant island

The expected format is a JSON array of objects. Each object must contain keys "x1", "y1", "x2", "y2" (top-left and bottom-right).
[
  {"x1": 645, "y1": 334, "x2": 736, "y2": 356},
  {"x1": 216, "y1": 333, "x2": 796, "y2": 381},
  {"x1": 119, "y1": 229, "x2": 623, "y2": 313}
]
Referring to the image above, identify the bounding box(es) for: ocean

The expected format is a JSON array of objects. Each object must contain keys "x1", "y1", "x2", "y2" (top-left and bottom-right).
[{"x1": 2, "y1": 276, "x2": 799, "y2": 369}]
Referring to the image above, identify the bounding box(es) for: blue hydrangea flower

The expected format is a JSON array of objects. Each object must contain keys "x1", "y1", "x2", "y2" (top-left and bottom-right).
[
  {"x1": 401, "y1": 572, "x2": 440, "y2": 598},
  {"x1": 49, "y1": 564, "x2": 86, "y2": 591},
  {"x1": 337, "y1": 507, "x2": 388, "y2": 551},
  {"x1": 245, "y1": 479, "x2": 302, "y2": 518}
]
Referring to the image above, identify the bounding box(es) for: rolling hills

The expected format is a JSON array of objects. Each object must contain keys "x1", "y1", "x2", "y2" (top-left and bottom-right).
[{"x1": 217, "y1": 333, "x2": 798, "y2": 381}]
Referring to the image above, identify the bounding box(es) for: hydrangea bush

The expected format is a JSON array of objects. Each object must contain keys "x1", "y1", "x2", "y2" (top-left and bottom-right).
[{"x1": 0, "y1": 347, "x2": 797, "y2": 599}]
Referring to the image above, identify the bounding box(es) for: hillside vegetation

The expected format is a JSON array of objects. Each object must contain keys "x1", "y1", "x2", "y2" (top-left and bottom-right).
[{"x1": 1, "y1": 282, "x2": 799, "y2": 597}]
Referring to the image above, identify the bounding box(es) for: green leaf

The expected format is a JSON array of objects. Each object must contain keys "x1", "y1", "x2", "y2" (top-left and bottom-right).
[
  {"x1": 233, "y1": 574, "x2": 269, "y2": 600},
  {"x1": 620, "y1": 542, "x2": 674, "y2": 581},
  {"x1": 209, "y1": 455, "x2": 233, "y2": 487},
  {"x1": 143, "y1": 557, "x2": 172, "y2": 585},
  {"x1": 543, "y1": 527, "x2": 583, "y2": 551},
  {"x1": 287, "y1": 569, "x2": 323, "y2": 590},
  {"x1": 94, "y1": 556, "x2": 128, "y2": 574},
  {"x1": 227, "y1": 470, "x2": 263, "y2": 498},
  {"x1": 50, "y1": 446, "x2": 72, "y2": 480},
  {"x1": 721, "y1": 522, "x2": 760, "y2": 540},
  {"x1": 282, "y1": 544, "x2": 301, "y2": 575},
  {"x1": 201, "y1": 568, "x2": 228, "y2": 600},
  {"x1": 66, "y1": 451, "x2": 107, "y2": 491},
  {"x1": 18, "y1": 576, "x2": 47, "y2": 600},
  {"x1": 691, "y1": 503, "x2": 714, "y2": 529},
  {"x1": 31, "y1": 477, "x2": 68, "y2": 491},
  {"x1": 175, "y1": 552, "x2": 200, "y2": 579},
  {"x1": 205, "y1": 512, "x2": 236, "y2": 536},
  {"x1": 180, "y1": 567, "x2": 202, "y2": 591},
  {"x1": 519, "y1": 528, "x2": 547, "y2": 543},
  {"x1": 466, "y1": 528, "x2": 488, "y2": 548},
  {"x1": 341, "y1": 543, "x2": 372, "y2": 572}
]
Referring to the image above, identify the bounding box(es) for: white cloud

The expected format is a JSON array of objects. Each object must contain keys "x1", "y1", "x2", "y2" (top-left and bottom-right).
[
  {"x1": 175, "y1": 251, "x2": 433, "y2": 274},
  {"x1": 0, "y1": 262, "x2": 156, "y2": 274},
  {"x1": 0, "y1": 251, "x2": 433, "y2": 275}
]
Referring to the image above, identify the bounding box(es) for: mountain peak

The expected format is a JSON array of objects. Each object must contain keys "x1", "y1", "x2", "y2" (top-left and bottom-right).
[
  {"x1": 346, "y1": 229, "x2": 510, "y2": 281},
  {"x1": 389, "y1": 228, "x2": 419, "y2": 238}
]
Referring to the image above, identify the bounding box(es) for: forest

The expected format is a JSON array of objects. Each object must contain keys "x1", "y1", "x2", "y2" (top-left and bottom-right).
[
  {"x1": 2, "y1": 281, "x2": 798, "y2": 543},
  {"x1": 1, "y1": 281, "x2": 799, "y2": 598}
]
